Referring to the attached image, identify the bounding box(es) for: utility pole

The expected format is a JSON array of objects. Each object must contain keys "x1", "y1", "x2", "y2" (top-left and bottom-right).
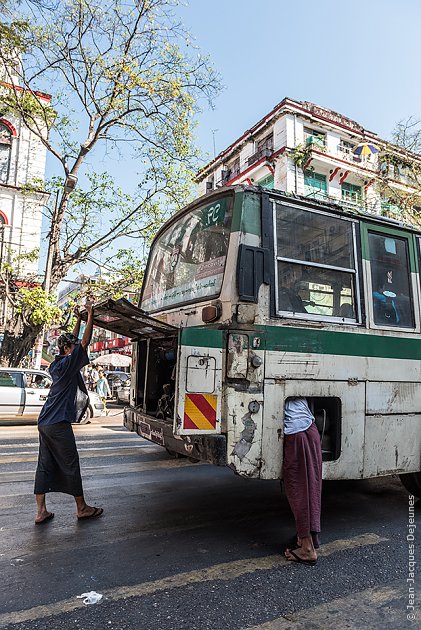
[
  {"x1": 0, "y1": 223, "x2": 13, "y2": 330},
  {"x1": 211, "y1": 129, "x2": 218, "y2": 158}
]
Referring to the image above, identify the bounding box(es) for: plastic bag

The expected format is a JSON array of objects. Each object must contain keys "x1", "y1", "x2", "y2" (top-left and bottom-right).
[{"x1": 77, "y1": 591, "x2": 103, "y2": 605}]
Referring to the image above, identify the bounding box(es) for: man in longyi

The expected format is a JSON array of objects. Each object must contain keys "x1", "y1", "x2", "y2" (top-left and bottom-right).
[{"x1": 34, "y1": 303, "x2": 104, "y2": 524}]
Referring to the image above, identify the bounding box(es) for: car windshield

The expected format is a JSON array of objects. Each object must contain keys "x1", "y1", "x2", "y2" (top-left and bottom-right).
[{"x1": 141, "y1": 195, "x2": 232, "y2": 312}]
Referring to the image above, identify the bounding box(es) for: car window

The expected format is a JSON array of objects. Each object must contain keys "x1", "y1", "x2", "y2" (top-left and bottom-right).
[
  {"x1": 0, "y1": 371, "x2": 23, "y2": 387},
  {"x1": 26, "y1": 372, "x2": 52, "y2": 388}
]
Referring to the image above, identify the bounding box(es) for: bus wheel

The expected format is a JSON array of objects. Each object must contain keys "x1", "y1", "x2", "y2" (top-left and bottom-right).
[
  {"x1": 165, "y1": 448, "x2": 185, "y2": 459},
  {"x1": 399, "y1": 472, "x2": 421, "y2": 498}
]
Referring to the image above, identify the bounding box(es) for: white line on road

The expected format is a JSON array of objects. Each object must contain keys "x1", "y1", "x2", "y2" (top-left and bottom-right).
[
  {"x1": 245, "y1": 581, "x2": 419, "y2": 629},
  {"x1": 0, "y1": 533, "x2": 388, "y2": 627},
  {"x1": 0, "y1": 457, "x2": 197, "y2": 482},
  {"x1": 0, "y1": 444, "x2": 156, "y2": 456}
]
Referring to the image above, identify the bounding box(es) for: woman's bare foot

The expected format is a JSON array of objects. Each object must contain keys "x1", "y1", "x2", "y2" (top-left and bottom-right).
[
  {"x1": 285, "y1": 536, "x2": 317, "y2": 564},
  {"x1": 35, "y1": 511, "x2": 54, "y2": 525}
]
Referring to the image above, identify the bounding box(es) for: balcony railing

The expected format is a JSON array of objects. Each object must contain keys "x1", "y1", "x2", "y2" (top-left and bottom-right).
[
  {"x1": 304, "y1": 188, "x2": 367, "y2": 212},
  {"x1": 303, "y1": 187, "x2": 404, "y2": 217},
  {"x1": 380, "y1": 201, "x2": 402, "y2": 215},
  {"x1": 247, "y1": 146, "x2": 273, "y2": 167},
  {"x1": 305, "y1": 135, "x2": 326, "y2": 150},
  {"x1": 336, "y1": 145, "x2": 378, "y2": 171}
]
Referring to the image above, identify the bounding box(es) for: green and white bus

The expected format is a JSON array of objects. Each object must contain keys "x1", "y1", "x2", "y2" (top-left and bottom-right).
[{"x1": 91, "y1": 185, "x2": 421, "y2": 497}]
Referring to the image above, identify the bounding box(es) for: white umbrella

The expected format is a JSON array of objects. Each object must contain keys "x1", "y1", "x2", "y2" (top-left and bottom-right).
[{"x1": 92, "y1": 353, "x2": 131, "y2": 368}]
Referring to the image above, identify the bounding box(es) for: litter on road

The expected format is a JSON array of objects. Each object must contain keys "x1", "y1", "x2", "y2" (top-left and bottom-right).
[{"x1": 76, "y1": 591, "x2": 103, "y2": 605}]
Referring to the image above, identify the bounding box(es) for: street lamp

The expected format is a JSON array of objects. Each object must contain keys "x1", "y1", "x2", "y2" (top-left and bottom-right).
[{"x1": 63, "y1": 173, "x2": 78, "y2": 194}]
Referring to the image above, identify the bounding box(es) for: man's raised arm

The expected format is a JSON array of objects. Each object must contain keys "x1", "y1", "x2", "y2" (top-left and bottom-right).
[{"x1": 81, "y1": 303, "x2": 94, "y2": 350}]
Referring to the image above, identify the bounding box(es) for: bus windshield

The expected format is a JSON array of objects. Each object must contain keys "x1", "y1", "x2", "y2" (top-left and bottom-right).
[{"x1": 141, "y1": 195, "x2": 233, "y2": 312}]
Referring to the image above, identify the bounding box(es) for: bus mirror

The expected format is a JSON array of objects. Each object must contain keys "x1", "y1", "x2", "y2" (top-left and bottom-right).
[{"x1": 202, "y1": 302, "x2": 222, "y2": 323}]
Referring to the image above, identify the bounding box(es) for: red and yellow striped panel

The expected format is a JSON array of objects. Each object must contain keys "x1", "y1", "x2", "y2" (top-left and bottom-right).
[{"x1": 183, "y1": 393, "x2": 217, "y2": 431}]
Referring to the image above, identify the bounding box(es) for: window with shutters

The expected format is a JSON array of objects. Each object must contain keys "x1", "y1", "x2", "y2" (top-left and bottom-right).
[{"x1": 0, "y1": 124, "x2": 12, "y2": 184}]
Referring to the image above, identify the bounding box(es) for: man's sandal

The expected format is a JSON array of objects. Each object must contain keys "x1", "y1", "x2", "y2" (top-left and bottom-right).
[{"x1": 77, "y1": 507, "x2": 103, "y2": 520}]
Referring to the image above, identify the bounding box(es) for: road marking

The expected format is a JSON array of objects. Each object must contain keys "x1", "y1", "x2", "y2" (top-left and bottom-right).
[
  {"x1": 0, "y1": 438, "x2": 144, "y2": 449},
  {"x1": 0, "y1": 457, "x2": 197, "y2": 482},
  {"x1": 0, "y1": 444, "x2": 156, "y2": 456},
  {"x1": 0, "y1": 446, "x2": 160, "y2": 464},
  {"x1": 0, "y1": 533, "x2": 387, "y2": 626},
  {"x1": 245, "y1": 581, "x2": 418, "y2": 629}
]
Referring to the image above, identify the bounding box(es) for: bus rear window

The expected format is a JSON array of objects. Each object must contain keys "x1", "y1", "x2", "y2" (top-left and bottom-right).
[{"x1": 141, "y1": 196, "x2": 232, "y2": 312}]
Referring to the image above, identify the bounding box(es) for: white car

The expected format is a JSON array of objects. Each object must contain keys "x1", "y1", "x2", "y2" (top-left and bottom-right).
[
  {"x1": 116, "y1": 380, "x2": 130, "y2": 404},
  {"x1": 0, "y1": 368, "x2": 104, "y2": 423}
]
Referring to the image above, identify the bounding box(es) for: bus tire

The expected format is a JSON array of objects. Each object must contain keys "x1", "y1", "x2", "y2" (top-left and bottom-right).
[
  {"x1": 399, "y1": 472, "x2": 421, "y2": 498},
  {"x1": 165, "y1": 448, "x2": 185, "y2": 459}
]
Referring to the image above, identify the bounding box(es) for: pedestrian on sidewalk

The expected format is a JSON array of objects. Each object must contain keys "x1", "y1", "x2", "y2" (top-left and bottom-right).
[
  {"x1": 34, "y1": 303, "x2": 104, "y2": 524},
  {"x1": 282, "y1": 397, "x2": 322, "y2": 566},
  {"x1": 87, "y1": 364, "x2": 99, "y2": 391},
  {"x1": 96, "y1": 370, "x2": 111, "y2": 415}
]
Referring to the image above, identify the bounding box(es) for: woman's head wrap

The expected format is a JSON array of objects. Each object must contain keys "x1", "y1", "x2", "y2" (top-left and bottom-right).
[{"x1": 57, "y1": 332, "x2": 79, "y2": 351}]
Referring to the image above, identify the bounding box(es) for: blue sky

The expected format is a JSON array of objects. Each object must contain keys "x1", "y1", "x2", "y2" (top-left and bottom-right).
[
  {"x1": 179, "y1": 0, "x2": 421, "y2": 160},
  {"x1": 43, "y1": 0, "x2": 421, "y2": 282}
]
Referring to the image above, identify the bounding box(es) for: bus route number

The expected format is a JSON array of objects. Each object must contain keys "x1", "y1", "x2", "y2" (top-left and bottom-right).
[{"x1": 206, "y1": 203, "x2": 221, "y2": 227}]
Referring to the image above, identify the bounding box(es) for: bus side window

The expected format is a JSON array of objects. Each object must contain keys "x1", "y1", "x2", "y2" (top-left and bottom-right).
[
  {"x1": 275, "y1": 204, "x2": 358, "y2": 322},
  {"x1": 368, "y1": 232, "x2": 415, "y2": 328}
]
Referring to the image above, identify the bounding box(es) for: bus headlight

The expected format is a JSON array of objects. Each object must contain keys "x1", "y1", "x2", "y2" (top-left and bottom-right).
[
  {"x1": 250, "y1": 355, "x2": 262, "y2": 368},
  {"x1": 202, "y1": 301, "x2": 222, "y2": 323}
]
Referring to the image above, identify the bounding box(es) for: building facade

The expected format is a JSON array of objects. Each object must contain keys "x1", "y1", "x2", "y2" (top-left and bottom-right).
[
  {"x1": 0, "y1": 58, "x2": 49, "y2": 328},
  {"x1": 197, "y1": 98, "x2": 420, "y2": 216}
]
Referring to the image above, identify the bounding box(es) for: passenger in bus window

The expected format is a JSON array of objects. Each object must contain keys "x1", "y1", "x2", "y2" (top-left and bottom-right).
[
  {"x1": 278, "y1": 287, "x2": 308, "y2": 313},
  {"x1": 339, "y1": 302, "x2": 354, "y2": 319},
  {"x1": 283, "y1": 397, "x2": 322, "y2": 566},
  {"x1": 372, "y1": 287, "x2": 399, "y2": 325}
]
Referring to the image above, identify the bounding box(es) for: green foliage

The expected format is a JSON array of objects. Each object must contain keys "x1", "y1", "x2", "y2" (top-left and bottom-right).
[
  {"x1": 377, "y1": 138, "x2": 421, "y2": 225},
  {"x1": 16, "y1": 286, "x2": 61, "y2": 326},
  {"x1": 0, "y1": 20, "x2": 29, "y2": 54},
  {"x1": 290, "y1": 143, "x2": 313, "y2": 170},
  {"x1": 0, "y1": 0, "x2": 220, "y2": 365}
]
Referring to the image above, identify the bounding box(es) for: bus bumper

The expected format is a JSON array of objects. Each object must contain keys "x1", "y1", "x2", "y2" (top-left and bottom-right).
[{"x1": 124, "y1": 406, "x2": 227, "y2": 466}]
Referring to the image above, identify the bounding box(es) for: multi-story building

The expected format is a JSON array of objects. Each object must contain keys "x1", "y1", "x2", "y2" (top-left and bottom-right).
[
  {"x1": 0, "y1": 56, "x2": 49, "y2": 328},
  {"x1": 197, "y1": 97, "x2": 420, "y2": 217}
]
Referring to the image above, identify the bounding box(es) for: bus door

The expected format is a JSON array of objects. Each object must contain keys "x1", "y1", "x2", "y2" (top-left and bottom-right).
[
  {"x1": 81, "y1": 297, "x2": 178, "y2": 412},
  {"x1": 175, "y1": 327, "x2": 224, "y2": 436}
]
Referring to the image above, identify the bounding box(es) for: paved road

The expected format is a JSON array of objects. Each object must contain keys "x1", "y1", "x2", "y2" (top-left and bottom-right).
[{"x1": 0, "y1": 414, "x2": 419, "y2": 629}]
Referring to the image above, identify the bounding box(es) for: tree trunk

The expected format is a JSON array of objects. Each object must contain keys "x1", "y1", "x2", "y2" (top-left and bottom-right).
[{"x1": 0, "y1": 320, "x2": 43, "y2": 367}]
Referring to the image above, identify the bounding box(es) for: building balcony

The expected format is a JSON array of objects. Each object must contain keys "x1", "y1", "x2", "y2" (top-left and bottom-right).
[
  {"x1": 305, "y1": 143, "x2": 378, "y2": 173},
  {"x1": 337, "y1": 144, "x2": 363, "y2": 163},
  {"x1": 305, "y1": 135, "x2": 326, "y2": 150},
  {"x1": 303, "y1": 188, "x2": 367, "y2": 213},
  {"x1": 216, "y1": 166, "x2": 241, "y2": 187},
  {"x1": 380, "y1": 200, "x2": 402, "y2": 215},
  {"x1": 247, "y1": 147, "x2": 273, "y2": 167}
]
